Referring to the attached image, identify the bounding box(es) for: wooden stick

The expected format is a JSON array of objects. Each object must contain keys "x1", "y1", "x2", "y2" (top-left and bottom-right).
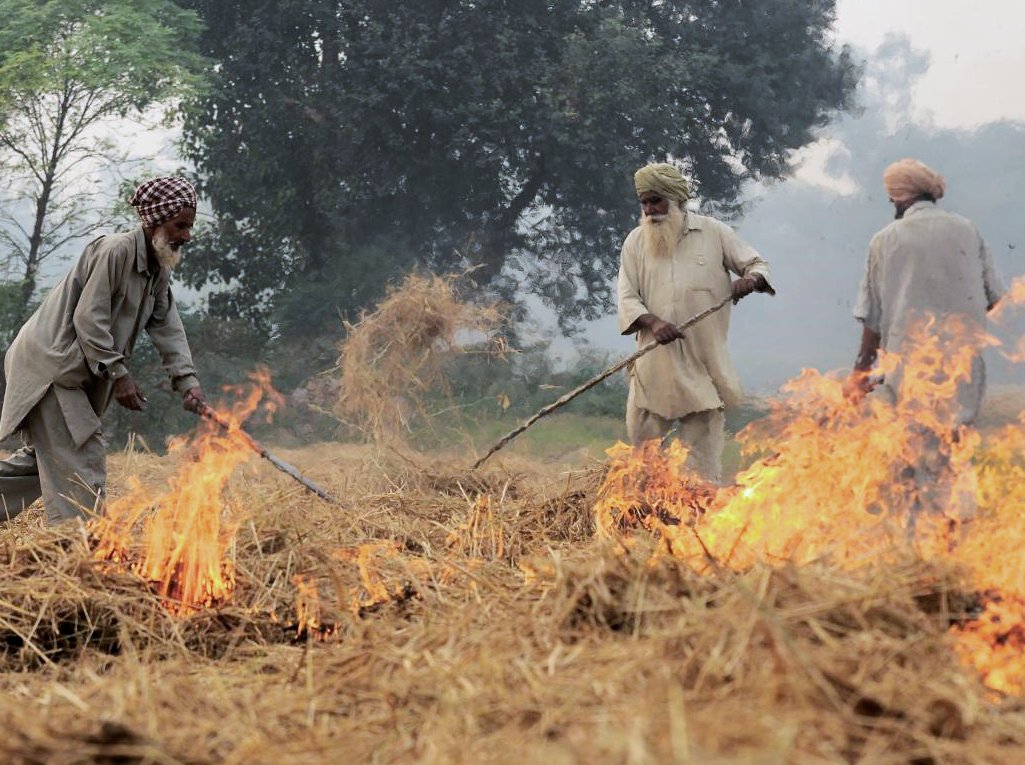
[
  {"x1": 471, "y1": 294, "x2": 735, "y2": 470},
  {"x1": 196, "y1": 403, "x2": 343, "y2": 506}
]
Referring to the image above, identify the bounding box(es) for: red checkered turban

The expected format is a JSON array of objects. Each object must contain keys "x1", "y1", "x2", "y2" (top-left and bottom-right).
[{"x1": 129, "y1": 177, "x2": 197, "y2": 227}]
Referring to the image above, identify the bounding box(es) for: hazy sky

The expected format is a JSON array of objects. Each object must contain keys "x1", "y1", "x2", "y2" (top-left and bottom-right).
[
  {"x1": 560, "y1": 1, "x2": 1025, "y2": 392},
  {"x1": 835, "y1": 0, "x2": 1025, "y2": 130}
]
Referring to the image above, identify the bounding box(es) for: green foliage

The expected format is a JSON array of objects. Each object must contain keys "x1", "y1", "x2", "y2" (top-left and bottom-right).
[
  {"x1": 725, "y1": 398, "x2": 771, "y2": 434},
  {"x1": 0, "y1": 0, "x2": 206, "y2": 118},
  {"x1": 0, "y1": 0, "x2": 206, "y2": 114},
  {"x1": 419, "y1": 344, "x2": 630, "y2": 431},
  {"x1": 178, "y1": 0, "x2": 858, "y2": 337},
  {"x1": 0, "y1": 0, "x2": 207, "y2": 328}
]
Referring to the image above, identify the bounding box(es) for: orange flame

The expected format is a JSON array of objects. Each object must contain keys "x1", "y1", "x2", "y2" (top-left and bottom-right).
[
  {"x1": 332, "y1": 541, "x2": 428, "y2": 616},
  {"x1": 92, "y1": 369, "x2": 282, "y2": 614},
  {"x1": 596, "y1": 278, "x2": 1025, "y2": 693},
  {"x1": 293, "y1": 573, "x2": 336, "y2": 640}
]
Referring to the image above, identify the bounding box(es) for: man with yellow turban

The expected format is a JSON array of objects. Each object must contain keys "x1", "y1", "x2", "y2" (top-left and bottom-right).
[
  {"x1": 849, "y1": 159, "x2": 1005, "y2": 423},
  {"x1": 0, "y1": 177, "x2": 207, "y2": 524},
  {"x1": 618, "y1": 162, "x2": 773, "y2": 482}
]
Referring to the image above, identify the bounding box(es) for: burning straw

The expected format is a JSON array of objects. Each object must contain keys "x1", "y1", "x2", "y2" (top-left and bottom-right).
[
  {"x1": 335, "y1": 272, "x2": 506, "y2": 443},
  {"x1": 2, "y1": 437, "x2": 1025, "y2": 762},
  {"x1": 595, "y1": 283, "x2": 1025, "y2": 697},
  {"x1": 1, "y1": 283, "x2": 1024, "y2": 762},
  {"x1": 91, "y1": 370, "x2": 283, "y2": 615}
]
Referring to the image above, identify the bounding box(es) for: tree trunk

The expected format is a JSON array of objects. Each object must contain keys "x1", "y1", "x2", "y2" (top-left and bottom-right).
[
  {"x1": 12, "y1": 88, "x2": 69, "y2": 330},
  {"x1": 12, "y1": 187, "x2": 51, "y2": 329},
  {"x1": 471, "y1": 164, "x2": 546, "y2": 284}
]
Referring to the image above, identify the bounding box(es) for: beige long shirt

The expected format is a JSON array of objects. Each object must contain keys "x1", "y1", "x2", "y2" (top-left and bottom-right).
[
  {"x1": 853, "y1": 201, "x2": 1005, "y2": 423},
  {"x1": 617, "y1": 213, "x2": 772, "y2": 419},
  {"x1": 0, "y1": 226, "x2": 199, "y2": 447}
]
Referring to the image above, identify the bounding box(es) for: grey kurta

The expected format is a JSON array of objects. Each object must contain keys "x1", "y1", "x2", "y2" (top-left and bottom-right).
[
  {"x1": 853, "y1": 201, "x2": 1005, "y2": 424},
  {"x1": 0, "y1": 226, "x2": 199, "y2": 447},
  {"x1": 617, "y1": 213, "x2": 772, "y2": 419}
]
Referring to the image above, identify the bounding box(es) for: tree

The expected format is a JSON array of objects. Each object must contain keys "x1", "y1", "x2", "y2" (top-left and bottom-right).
[
  {"x1": 0, "y1": 0, "x2": 206, "y2": 341},
  {"x1": 179, "y1": 0, "x2": 858, "y2": 339}
]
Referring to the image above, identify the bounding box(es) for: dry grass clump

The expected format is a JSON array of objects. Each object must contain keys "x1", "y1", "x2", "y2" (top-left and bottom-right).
[
  {"x1": 335, "y1": 272, "x2": 505, "y2": 442},
  {"x1": 0, "y1": 443, "x2": 1023, "y2": 763},
  {"x1": 537, "y1": 549, "x2": 1017, "y2": 764},
  {"x1": 0, "y1": 517, "x2": 297, "y2": 671}
]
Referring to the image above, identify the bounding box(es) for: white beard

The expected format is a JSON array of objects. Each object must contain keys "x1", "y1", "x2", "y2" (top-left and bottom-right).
[
  {"x1": 152, "y1": 227, "x2": 182, "y2": 269},
  {"x1": 639, "y1": 203, "x2": 686, "y2": 259}
]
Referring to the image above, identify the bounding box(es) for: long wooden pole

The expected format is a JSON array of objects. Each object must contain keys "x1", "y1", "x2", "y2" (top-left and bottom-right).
[
  {"x1": 471, "y1": 294, "x2": 735, "y2": 470},
  {"x1": 197, "y1": 402, "x2": 342, "y2": 506}
]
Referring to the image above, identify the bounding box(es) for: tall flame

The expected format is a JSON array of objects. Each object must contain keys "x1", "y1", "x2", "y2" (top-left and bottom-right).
[
  {"x1": 92, "y1": 370, "x2": 282, "y2": 614},
  {"x1": 596, "y1": 277, "x2": 1025, "y2": 693}
]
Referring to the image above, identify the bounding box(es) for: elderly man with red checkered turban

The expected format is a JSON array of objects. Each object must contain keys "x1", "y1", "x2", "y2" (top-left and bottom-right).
[{"x1": 0, "y1": 177, "x2": 207, "y2": 524}]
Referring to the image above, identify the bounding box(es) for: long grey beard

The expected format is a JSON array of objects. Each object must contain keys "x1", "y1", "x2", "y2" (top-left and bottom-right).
[
  {"x1": 639, "y1": 204, "x2": 686, "y2": 259},
  {"x1": 152, "y1": 228, "x2": 182, "y2": 269}
]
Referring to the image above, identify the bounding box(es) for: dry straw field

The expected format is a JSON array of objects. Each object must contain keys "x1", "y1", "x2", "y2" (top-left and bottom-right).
[
  {"x1": 1, "y1": 441, "x2": 1024, "y2": 765},
  {"x1": 1, "y1": 274, "x2": 1025, "y2": 764}
]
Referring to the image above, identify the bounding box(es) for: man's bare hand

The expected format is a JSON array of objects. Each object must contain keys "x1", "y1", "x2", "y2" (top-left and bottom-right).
[
  {"x1": 113, "y1": 374, "x2": 146, "y2": 411},
  {"x1": 632, "y1": 313, "x2": 684, "y2": 344},
  {"x1": 843, "y1": 370, "x2": 876, "y2": 404},
  {"x1": 731, "y1": 276, "x2": 758, "y2": 304},
  {"x1": 182, "y1": 386, "x2": 207, "y2": 414},
  {"x1": 649, "y1": 317, "x2": 685, "y2": 345}
]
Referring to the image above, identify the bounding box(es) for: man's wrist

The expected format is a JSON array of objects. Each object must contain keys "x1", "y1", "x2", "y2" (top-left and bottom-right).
[
  {"x1": 107, "y1": 364, "x2": 130, "y2": 382},
  {"x1": 172, "y1": 374, "x2": 201, "y2": 394}
]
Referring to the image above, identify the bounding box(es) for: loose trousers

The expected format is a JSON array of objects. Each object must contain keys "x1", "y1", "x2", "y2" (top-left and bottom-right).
[
  {"x1": 0, "y1": 387, "x2": 105, "y2": 524},
  {"x1": 626, "y1": 387, "x2": 726, "y2": 483}
]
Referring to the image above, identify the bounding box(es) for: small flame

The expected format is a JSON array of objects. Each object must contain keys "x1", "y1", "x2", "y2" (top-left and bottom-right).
[
  {"x1": 293, "y1": 573, "x2": 336, "y2": 640},
  {"x1": 333, "y1": 541, "x2": 426, "y2": 615},
  {"x1": 92, "y1": 370, "x2": 281, "y2": 614}
]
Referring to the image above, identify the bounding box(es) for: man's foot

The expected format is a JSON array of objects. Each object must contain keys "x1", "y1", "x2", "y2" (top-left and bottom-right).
[{"x1": 0, "y1": 446, "x2": 38, "y2": 477}]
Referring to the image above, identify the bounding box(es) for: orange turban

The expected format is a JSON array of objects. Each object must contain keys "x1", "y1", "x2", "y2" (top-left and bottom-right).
[{"x1": 882, "y1": 159, "x2": 946, "y2": 204}]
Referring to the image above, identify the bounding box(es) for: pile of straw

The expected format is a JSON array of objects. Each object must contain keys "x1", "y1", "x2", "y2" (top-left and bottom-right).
[
  {"x1": 335, "y1": 272, "x2": 505, "y2": 442},
  {"x1": 0, "y1": 443, "x2": 1022, "y2": 764}
]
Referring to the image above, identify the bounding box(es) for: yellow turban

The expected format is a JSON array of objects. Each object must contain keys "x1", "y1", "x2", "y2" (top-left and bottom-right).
[
  {"x1": 882, "y1": 159, "x2": 946, "y2": 204},
  {"x1": 634, "y1": 163, "x2": 691, "y2": 203}
]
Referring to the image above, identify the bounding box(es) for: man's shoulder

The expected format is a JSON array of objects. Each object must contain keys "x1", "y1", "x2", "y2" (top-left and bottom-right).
[
  {"x1": 688, "y1": 211, "x2": 719, "y2": 227},
  {"x1": 931, "y1": 207, "x2": 977, "y2": 231},
  {"x1": 687, "y1": 213, "x2": 734, "y2": 240},
  {"x1": 92, "y1": 229, "x2": 138, "y2": 253},
  {"x1": 80, "y1": 228, "x2": 139, "y2": 267},
  {"x1": 874, "y1": 206, "x2": 978, "y2": 244},
  {"x1": 870, "y1": 220, "x2": 900, "y2": 243}
]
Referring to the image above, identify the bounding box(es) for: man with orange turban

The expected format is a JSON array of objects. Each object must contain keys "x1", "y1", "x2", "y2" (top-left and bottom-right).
[
  {"x1": 0, "y1": 177, "x2": 207, "y2": 524},
  {"x1": 848, "y1": 159, "x2": 1006, "y2": 524},
  {"x1": 849, "y1": 159, "x2": 1005, "y2": 422},
  {"x1": 618, "y1": 162, "x2": 773, "y2": 482}
]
